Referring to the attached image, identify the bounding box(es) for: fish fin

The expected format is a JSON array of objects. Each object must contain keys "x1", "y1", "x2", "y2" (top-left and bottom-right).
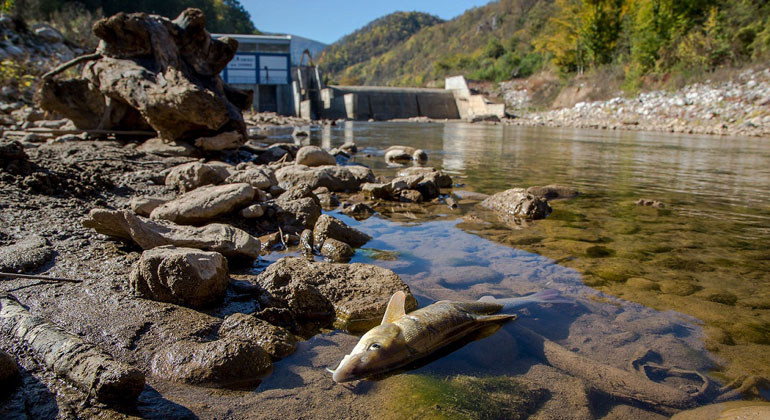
[
  {"x1": 478, "y1": 313, "x2": 517, "y2": 323},
  {"x1": 480, "y1": 289, "x2": 572, "y2": 312},
  {"x1": 381, "y1": 291, "x2": 407, "y2": 325}
]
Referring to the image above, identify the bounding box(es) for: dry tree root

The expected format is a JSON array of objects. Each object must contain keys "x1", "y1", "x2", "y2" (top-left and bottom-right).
[
  {"x1": 510, "y1": 324, "x2": 698, "y2": 413},
  {"x1": 0, "y1": 295, "x2": 145, "y2": 405}
]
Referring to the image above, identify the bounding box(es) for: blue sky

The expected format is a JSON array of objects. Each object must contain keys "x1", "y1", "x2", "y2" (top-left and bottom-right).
[{"x1": 241, "y1": 0, "x2": 492, "y2": 44}]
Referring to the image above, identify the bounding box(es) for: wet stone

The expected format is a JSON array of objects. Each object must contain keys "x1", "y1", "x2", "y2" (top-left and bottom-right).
[
  {"x1": 295, "y1": 145, "x2": 336, "y2": 167},
  {"x1": 256, "y1": 257, "x2": 417, "y2": 332},
  {"x1": 320, "y1": 238, "x2": 354, "y2": 262},
  {"x1": 0, "y1": 235, "x2": 54, "y2": 273},
  {"x1": 313, "y1": 214, "x2": 371, "y2": 248},
  {"x1": 527, "y1": 184, "x2": 580, "y2": 200},
  {"x1": 150, "y1": 336, "x2": 272, "y2": 387},
  {"x1": 130, "y1": 246, "x2": 229, "y2": 308},
  {"x1": 481, "y1": 188, "x2": 552, "y2": 220},
  {"x1": 219, "y1": 313, "x2": 297, "y2": 359}
]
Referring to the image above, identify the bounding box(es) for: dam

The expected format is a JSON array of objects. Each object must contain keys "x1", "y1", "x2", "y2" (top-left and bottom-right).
[{"x1": 293, "y1": 69, "x2": 505, "y2": 121}]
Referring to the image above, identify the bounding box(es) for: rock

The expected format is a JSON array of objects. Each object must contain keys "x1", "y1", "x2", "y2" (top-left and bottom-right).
[
  {"x1": 256, "y1": 257, "x2": 417, "y2": 331},
  {"x1": 399, "y1": 189, "x2": 423, "y2": 203},
  {"x1": 385, "y1": 145, "x2": 427, "y2": 163},
  {"x1": 219, "y1": 313, "x2": 296, "y2": 359},
  {"x1": 129, "y1": 196, "x2": 168, "y2": 217},
  {"x1": 225, "y1": 165, "x2": 276, "y2": 190},
  {"x1": 313, "y1": 214, "x2": 371, "y2": 248},
  {"x1": 38, "y1": 9, "x2": 250, "y2": 145},
  {"x1": 0, "y1": 349, "x2": 19, "y2": 388},
  {"x1": 271, "y1": 184, "x2": 322, "y2": 230},
  {"x1": 396, "y1": 167, "x2": 452, "y2": 188},
  {"x1": 481, "y1": 188, "x2": 552, "y2": 220},
  {"x1": 130, "y1": 246, "x2": 229, "y2": 307},
  {"x1": 137, "y1": 137, "x2": 199, "y2": 157},
  {"x1": 32, "y1": 24, "x2": 64, "y2": 43},
  {"x1": 255, "y1": 145, "x2": 289, "y2": 164},
  {"x1": 275, "y1": 164, "x2": 375, "y2": 192},
  {"x1": 339, "y1": 142, "x2": 357, "y2": 154},
  {"x1": 239, "y1": 204, "x2": 265, "y2": 219},
  {"x1": 527, "y1": 185, "x2": 579, "y2": 200},
  {"x1": 0, "y1": 235, "x2": 54, "y2": 273},
  {"x1": 82, "y1": 209, "x2": 260, "y2": 259},
  {"x1": 194, "y1": 131, "x2": 244, "y2": 151},
  {"x1": 165, "y1": 161, "x2": 234, "y2": 193},
  {"x1": 0, "y1": 140, "x2": 31, "y2": 175},
  {"x1": 434, "y1": 265, "x2": 502, "y2": 288},
  {"x1": 295, "y1": 145, "x2": 336, "y2": 167},
  {"x1": 320, "y1": 238, "x2": 354, "y2": 262},
  {"x1": 671, "y1": 401, "x2": 770, "y2": 420},
  {"x1": 361, "y1": 182, "x2": 392, "y2": 199},
  {"x1": 299, "y1": 229, "x2": 314, "y2": 259},
  {"x1": 150, "y1": 183, "x2": 255, "y2": 224},
  {"x1": 150, "y1": 336, "x2": 271, "y2": 387},
  {"x1": 340, "y1": 202, "x2": 374, "y2": 219},
  {"x1": 636, "y1": 199, "x2": 666, "y2": 208}
]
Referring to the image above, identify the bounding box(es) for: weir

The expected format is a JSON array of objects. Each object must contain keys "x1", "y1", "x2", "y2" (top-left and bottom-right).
[{"x1": 293, "y1": 67, "x2": 505, "y2": 121}]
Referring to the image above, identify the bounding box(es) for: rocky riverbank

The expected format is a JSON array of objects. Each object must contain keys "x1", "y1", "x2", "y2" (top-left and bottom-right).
[{"x1": 501, "y1": 68, "x2": 770, "y2": 138}]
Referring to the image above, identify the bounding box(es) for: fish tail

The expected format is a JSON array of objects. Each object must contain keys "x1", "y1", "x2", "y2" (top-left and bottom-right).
[{"x1": 479, "y1": 289, "x2": 571, "y2": 312}]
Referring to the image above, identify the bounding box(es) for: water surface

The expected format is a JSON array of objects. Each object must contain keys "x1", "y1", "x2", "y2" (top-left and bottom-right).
[{"x1": 251, "y1": 122, "x2": 770, "y2": 417}]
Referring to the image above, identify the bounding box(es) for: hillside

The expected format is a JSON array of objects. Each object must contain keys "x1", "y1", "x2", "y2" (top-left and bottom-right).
[
  {"x1": 323, "y1": 0, "x2": 770, "y2": 90},
  {"x1": 318, "y1": 11, "x2": 443, "y2": 85},
  {"x1": 3, "y1": 0, "x2": 259, "y2": 37}
]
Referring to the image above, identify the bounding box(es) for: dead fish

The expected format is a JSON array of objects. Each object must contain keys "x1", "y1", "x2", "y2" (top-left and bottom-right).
[{"x1": 329, "y1": 289, "x2": 567, "y2": 383}]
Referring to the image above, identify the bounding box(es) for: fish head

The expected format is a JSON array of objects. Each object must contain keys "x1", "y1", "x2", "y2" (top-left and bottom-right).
[{"x1": 331, "y1": 323, "x2": 410, "y2": 383}]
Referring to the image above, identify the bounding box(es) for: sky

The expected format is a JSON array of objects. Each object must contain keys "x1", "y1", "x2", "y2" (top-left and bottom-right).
[{"x1": 241, "y1": 0, "x2": 492, "y2": 44}]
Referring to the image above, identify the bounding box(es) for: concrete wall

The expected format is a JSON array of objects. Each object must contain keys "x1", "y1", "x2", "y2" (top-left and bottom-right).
[{"x1": 320, "y1": 86, "x2": 459, "y2": 120}]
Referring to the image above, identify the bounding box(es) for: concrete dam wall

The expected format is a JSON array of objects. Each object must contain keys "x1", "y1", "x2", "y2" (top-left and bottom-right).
[{"x1": 293, "y1": 73, "x2": 505, "y2": 121}]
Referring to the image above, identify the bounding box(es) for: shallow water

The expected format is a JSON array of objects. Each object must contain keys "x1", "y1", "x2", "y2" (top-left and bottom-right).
[{"x1": 251, "y1": 122, "x2": 770, "y2": 418}]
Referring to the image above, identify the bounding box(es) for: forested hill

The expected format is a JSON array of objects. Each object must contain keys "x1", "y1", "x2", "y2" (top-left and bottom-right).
[
  {"x1": 321, "y1": 0, "x2": 770, "y2": 88},
  {"x1": 317, "y1": 11, "x2": 443, "y2": 85},
  {"x1": 4, "y1": 0, "x2": 259, "y2": 34}
]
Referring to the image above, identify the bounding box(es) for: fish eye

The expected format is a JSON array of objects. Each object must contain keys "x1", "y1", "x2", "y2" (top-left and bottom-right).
[{"x1": 369, "y1": 343, "x2": 382, "y2": 350}]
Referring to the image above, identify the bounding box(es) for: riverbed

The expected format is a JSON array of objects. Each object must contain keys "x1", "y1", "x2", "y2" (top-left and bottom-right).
[{"x1": 1, "y1": 121, "x2": 768, "y2": 419}]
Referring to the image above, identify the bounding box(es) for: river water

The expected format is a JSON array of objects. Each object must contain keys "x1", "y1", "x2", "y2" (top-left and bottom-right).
[{"x1": 196, "y1": 122, "x2": 770, "y2": 419}]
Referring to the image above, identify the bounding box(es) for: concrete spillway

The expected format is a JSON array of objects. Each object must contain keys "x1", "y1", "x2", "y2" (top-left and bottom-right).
[{"x1": 293, "y1": 74, "x2": 505, "y2": 121}]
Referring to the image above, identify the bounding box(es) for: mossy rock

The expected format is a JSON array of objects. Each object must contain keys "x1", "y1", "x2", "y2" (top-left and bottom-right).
[
  {"x1": 360, "y1": 249, "x2": 400, "y2": 261},
  {"x1": 585, "y1": 245, "x2": 615, "y2": 258},
  {"x1": 659, "y1": 280, "x2": 700, "y2": 296},
  {"x1": 729, "y1": 322, "x2": 770, "y2": 345},
  {"x1": 626, "y1": 277, "x2": 659, "y2": 291},
  {"x1": 705, "y1": 291, "x2": 738, "y2": 306},
  {"x1": 658, "y1": 256, "x2": 714, "y2": 272},
  {"x1": 379, "y1": 374, "x2": 548, "y2": 420}
]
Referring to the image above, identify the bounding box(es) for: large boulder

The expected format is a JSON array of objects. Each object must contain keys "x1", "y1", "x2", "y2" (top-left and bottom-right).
[
  {"x1": 255, "y1": 257, "x2": 417, "y2": 332},
  {"x1": 165, "y1": 161, "x2": 234, "y2": 193},
  {"x1": 83, "y1": 209, "x2": 260, "y2": 259},
  {"x1": 275, "y1": 164, "x2": 374, "y2": 192},
  {"x1": 313, "y1": 214, "x2": 371, "y2": 248},
  {"x1": 151, "y1": 336, "x2": 271, "y2": 387},
  {"x1": 130, "y1": 246, "x2": 229, "y2": 307},
  {"x1": 396, "y1": 167, "x2": 453, "y2": 188},
  {"x1": 295, "y1": 145, "x2": 336, "y2": 167},
  {"x1": 480, "y1": 188, "x2": 552, "y2": 221},
  {"x1": 150, "y1": 183, "x2": 255, "y2": 224}
]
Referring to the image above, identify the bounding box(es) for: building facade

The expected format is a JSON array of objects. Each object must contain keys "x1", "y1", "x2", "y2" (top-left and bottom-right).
[{"x1": 213, "y1": 34, "x2": 293, "y2": 115}]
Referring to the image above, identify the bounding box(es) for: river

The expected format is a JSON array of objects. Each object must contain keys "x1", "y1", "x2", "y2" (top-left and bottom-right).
[{"x1": 157, "y1": 121, "x2": 770, "y2": 419}]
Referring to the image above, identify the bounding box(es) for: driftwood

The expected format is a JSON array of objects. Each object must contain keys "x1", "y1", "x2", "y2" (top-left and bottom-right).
[
  {"x1": 510, "y1": 324, "x2": 699, "y2": 413},
  {"x1": 0, "y1": 296, "x2": 145, "y2": 404},
  {"x1": 4, "y1": 128, "x2": 156, "y2": 137},
  {"x1": 37, "y1": 8, "x2": 252, "y2": 149},
  {"x1": 41, "y1": 53, "x2": 102, "y2": 80},
  {"x1": 0, "y1": 272, "x2": 82, "y2": 283}
]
